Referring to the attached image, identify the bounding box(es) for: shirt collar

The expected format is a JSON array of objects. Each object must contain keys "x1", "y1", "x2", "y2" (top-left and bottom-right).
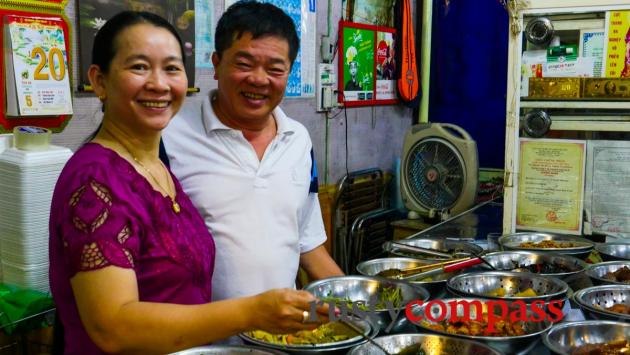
[{"x1": 202, "y1": 89, "x2": 294, "y2": 136}]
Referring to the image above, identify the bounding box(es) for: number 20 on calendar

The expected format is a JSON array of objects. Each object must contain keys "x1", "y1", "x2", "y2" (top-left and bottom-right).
[{"x1": 31, "y1": 47, "x2": 66, "y2": 81}]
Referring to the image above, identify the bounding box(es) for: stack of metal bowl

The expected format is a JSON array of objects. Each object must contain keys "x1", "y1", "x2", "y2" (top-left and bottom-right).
[
  {"x1": 446, "y1": 271, "x2": 569, "y2": 304},
  {"x1": 586, "y1": 260, "x2": 630, "y2": 285},
  {"x1": 355, "y1": 257, "x2": 459, "y2": 298},
  {"x1": 498, "y1": 232, "x2": 594, "y2": 260},
  {"x1": 347, "y1": 333, "x2": 504, "y2": 355},
  {"x1": 595, "y1": 242, "x2": 630, "y2": 261},
  {"x1": 411, "y1": 297, "x2": 552, "y2": 354},
  {"x1": 303, "y1": 276, "x2": 429, "y2": 333},
  {"x1": 543, "y1": 320, "x2": 630, "y2": 355},
  {"x1": 170, "y1": 345, "x2": 288, "y2": 354},
  {"x1": 239, "y1": 318, "x2": 378, "y2": 355},
  {"x1": 383, "y1": 238, "x2": 483, "y2": 262},
  {"x1": 480, "y1": 251, "x2": 588, "y2": 289},
  {"x1": 573, "y1": 284, "x2": 630, "y2": 322}
]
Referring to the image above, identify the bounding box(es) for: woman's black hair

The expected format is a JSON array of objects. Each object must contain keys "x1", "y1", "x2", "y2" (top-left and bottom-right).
[{"x1": 92, "y1": 10, "x2": 185, "y2": 73}]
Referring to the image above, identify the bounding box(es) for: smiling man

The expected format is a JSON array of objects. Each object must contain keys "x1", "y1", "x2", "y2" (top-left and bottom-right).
[{"x1": 162, "y1": 1, "x2": 343, "y2": 304}]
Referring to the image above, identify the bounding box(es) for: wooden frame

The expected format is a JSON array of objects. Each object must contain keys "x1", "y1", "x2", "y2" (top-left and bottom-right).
[
  {"x1": 76, "y1": 0, "x2": 197, "y2": 91},
  {"x1": 338, "y1": 21, "x2": 398, "y2": 107}
]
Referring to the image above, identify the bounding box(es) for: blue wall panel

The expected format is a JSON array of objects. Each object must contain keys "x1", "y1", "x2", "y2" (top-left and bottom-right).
[{"x1": 429, "y1": 0, "x2": 509, "y2": 169}]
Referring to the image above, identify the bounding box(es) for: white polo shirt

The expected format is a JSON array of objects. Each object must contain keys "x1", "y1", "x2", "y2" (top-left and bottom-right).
[{"x1": 162, "y1": 91, "x2": 326, "y2": 301}]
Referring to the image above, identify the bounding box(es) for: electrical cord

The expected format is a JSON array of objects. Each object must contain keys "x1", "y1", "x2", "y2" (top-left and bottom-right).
[
  {"x1": 344, "y1": 101, "x2": 349, "y2": 177},
  {"x1": 336, "y1": 91, "x2": 350, "y2": 177}
]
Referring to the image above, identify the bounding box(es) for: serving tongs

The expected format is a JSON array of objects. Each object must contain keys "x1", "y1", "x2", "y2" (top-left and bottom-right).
[
  {"x1": 386, "y1": 241, "x2": 470, "y2": 259},
  {"x1": 377, "y1": 257, "x2": 471, "y2": 278},
  {"x1": 399, "y1": 257, "x2": 484, "y2": 281}
]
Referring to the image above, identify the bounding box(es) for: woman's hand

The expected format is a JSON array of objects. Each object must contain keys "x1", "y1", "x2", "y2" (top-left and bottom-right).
[{"x1": 246, "y1": 288, "x2": 331, "y2": 334}]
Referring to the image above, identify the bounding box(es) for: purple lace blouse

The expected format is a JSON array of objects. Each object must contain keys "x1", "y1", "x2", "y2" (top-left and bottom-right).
[{"x1": 49, "y1": 143, "x2": 215, "y2": 355}]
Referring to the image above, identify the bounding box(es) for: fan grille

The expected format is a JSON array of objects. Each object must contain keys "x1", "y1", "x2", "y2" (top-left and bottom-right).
[{"x1": 405, "y1": 138, "x2": 465, "y2": 211}]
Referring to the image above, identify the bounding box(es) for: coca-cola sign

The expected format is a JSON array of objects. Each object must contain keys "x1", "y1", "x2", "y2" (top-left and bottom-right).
[{"x1": 377, "y1": 40, "x2": 389, "y2": 65}]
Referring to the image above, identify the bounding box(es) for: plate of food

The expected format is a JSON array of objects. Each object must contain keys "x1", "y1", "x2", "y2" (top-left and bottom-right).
[
  {"x1": 240, "y1": 317, "x2": 377, "y2": 354},
  {"x1": 498, "y1": 233, "x2": 593, "y2": 259}
]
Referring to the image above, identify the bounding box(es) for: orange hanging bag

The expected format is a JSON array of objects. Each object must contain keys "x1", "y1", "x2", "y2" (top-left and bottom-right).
[{"x1": 396, "y1": 0, "x2": 420, "y2": 106}]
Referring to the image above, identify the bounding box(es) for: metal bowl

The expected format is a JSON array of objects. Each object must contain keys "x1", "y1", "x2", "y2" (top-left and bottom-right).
[
  {"x1": 498, "y1": 233, "x2": 594, "y2": 260},
  {"x1": 411, "y1": 297, "x2": 552, "y2": 354},
  {"x1": 170, "y1": 345, "x2": 288, "y2": 354},
  {"x1": 595, "y1": 242, "x2": 630, "y2": 261},
  {"x1": 383, "y1": 238, "x2": 483, "y2": 262},
  {"x1": 480, "y1": 251, "x2": 587, "y2": 281},
  {"x1": 542, "y1": 320, "x2": 630, "y2": 355},
  {"x1": 573, "y1": 284, "x2": 630, "y2": 322},
  {"x1": 586, "y1": 261, "x2": 630, "y2": 286},
  {"x1": 447, "y1": 271, "x2": 569, "y2": 303},
  {"x1": 303, "y1": 276, "x2": 429, "y2": 333},
  {"x1": 355, "y1": 257, "x2": 459, "y2": 298},
  {"x1": 240, "y1": 318, "x2": 377, "y2": 355},
  {"x1": 347, "y1": 333, "x2": 504, "y2": 355}
]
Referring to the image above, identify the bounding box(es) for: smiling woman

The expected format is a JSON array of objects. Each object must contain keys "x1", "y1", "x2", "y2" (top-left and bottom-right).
[
  {"x1": 48, "y1": 10, "x2": 331, "y2": 355},
  {"x1": 92, "y1": 24, "x2": 187, "y2": 135}
]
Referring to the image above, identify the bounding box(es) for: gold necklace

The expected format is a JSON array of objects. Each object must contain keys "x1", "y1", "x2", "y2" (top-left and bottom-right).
[
  {"x1": 131, "y1": 156, "x2": 181, "y2": 214},
  {"x1": 103, "y1": 127, "x2": 181, "y2": 214}
]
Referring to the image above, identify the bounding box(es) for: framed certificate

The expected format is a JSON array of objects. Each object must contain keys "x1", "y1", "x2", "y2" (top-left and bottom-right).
[{"x1": 515, "y1": 138, "x2": 586, "y2": 234}]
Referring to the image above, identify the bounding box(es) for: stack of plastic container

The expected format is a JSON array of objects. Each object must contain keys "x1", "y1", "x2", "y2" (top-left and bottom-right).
[{"x1": 0, "y1": 144, "x2": 72, "y2": 293}]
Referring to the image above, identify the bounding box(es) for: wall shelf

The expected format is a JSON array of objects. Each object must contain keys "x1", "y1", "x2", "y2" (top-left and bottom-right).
[
  {"x1": 520, "y1": 101, "x2": 630, "y2": 109},
  {"x1": 503, "y1": 0, "x2": 630, "y2": 234}
]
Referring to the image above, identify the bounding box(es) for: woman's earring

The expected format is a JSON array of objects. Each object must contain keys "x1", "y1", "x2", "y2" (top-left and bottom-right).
[{"x1": 98, "y1": 94, "x2": 106, "y2": 101}]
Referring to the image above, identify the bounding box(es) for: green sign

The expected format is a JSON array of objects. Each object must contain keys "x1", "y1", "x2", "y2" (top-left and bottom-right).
[{"x1": 343, "y1": 27, "x2": 374, "y2": 93}]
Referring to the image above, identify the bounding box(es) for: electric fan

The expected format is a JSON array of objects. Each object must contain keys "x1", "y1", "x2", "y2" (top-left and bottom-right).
[{"x1": 400, "y1": 123, "x2": 478, "y2": 220}]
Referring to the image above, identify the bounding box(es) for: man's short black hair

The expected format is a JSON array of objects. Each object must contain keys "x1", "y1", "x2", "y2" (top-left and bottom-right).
[{"x1": 215, "y1": 0, "x2": 299, "y2": 66}]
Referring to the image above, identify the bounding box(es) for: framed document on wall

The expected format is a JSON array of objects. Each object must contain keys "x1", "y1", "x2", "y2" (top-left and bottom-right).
[
  {"x1": 338, "y1": 21, "x2": 397, "y2": 107},
  {"x1": 516, "y1": 138, "x2": 586, "y2": 234}
]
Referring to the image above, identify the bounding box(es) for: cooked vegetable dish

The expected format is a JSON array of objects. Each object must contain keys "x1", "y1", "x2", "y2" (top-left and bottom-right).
[
  {"x1": 571, "y1": 340, "x2": 630, "y2": 355},
  {"x1": 486, "y1": 287, "x2": 538, "y2": 297},
  {"x1": 518, "y1": 240, "x2": 578, "y2": 249},
  {"x1": 605, "y1": 304, "x2": 630, "y2": 315},
  {"x1": 322, "y1": 286, "x2": 403, "y2": 310},
  {"x1": 420, "y1": 314, "x2": 526, "y2": 337},
  {"x1": 604, "y1": 266, "x2": 630, "y2": 283},
  {"x1": 505, "y1": 261, "x2": 574, "y2": 274},
  {"x1": 394, "y1": 344, "x2": 427, "y2": 355},
  {"x1": 248, "y1": 322, "x2": 358, "y2": 345}
]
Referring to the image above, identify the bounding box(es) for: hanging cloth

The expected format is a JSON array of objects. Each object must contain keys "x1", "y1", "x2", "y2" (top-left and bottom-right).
[{"x1": 395, "y1": 0, "x2": 420, "y2": 107}]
